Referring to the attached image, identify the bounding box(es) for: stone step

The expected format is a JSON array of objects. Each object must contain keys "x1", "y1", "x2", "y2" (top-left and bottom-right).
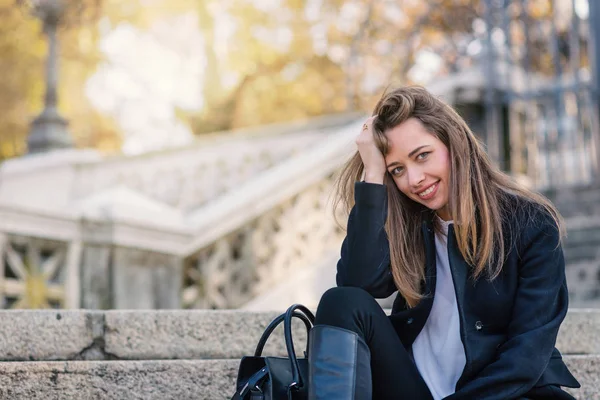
[
  {"x1": 562, "y1": 218, "x2": 600, "y2": 263},
  {"x1": 564, "y1": 223, "x2": 600, "y2": 260},
  {"x1": 547, "y1": 185, "x2": 600, "y2": 218},
  {"x1": 564, "y1": 244, "x2": 600, "y2": 264},
  {"x1": 0, "y1": 309, "x2": 598, "y2": 361},
  {"x1": 0, "y1": 357, "x2": 597, "y2": 400}
]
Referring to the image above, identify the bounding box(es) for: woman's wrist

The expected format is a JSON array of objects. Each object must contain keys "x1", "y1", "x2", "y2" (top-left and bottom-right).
[{"x1": 364, "y1": 170, "x2": 385, "y2": 184}]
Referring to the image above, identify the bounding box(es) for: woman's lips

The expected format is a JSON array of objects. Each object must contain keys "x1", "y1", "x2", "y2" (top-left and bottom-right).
[{"x1": 417, "y1": 181, "x2": 439, "y2": 200}]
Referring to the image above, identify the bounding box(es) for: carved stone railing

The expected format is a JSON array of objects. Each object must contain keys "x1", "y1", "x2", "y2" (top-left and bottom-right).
[
  {"x1": 0, "y1": 116, "x2": 361, "y2": 309},
  {"x1": 70, "y1": 132, "x2": 317, "y2": 211},
  {"x1": 179, "y1": 119, "x2": 360, "y2": 309},
  {"x1": 181, "y1": 175, "x2": 345, "y2": 309},
  {"x1": 0, "y1": 113, "x2": 360, "y2": 214},
  {"x1": 0, "y1": 231, "x2": 80, "y2": 309}
]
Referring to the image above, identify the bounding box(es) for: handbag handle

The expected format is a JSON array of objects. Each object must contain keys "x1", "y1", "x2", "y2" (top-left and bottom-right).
[
  {"x1": 254, "y1": 309, "x2": 314, "y2": 357},
  {"x1": 284, "y1": 304, "x2": 315, "y2": 392}
]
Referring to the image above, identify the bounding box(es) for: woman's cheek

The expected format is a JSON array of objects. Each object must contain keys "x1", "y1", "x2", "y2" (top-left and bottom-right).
[{"x1": 396, "y1": 180, "x2": 410, "y2": 198}]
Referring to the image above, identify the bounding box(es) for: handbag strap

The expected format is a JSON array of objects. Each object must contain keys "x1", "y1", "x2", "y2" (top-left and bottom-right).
[
  {"x1": 253, "y1": 310, "x2": 314, "y2": 357},
  {"x1": 284, "y1": 304, "x2": 315, "y2": 392},
  {"x1": 233, "y1": 366, "x2": 268, "y2": 399}
]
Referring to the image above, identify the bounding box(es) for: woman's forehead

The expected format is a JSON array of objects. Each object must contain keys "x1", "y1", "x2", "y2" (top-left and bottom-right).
[{"x1": 385, "y1": 119, "x2": 441, "y2": 156}]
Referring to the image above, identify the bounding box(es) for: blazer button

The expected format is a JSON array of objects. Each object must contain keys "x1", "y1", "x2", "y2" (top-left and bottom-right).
[
  {"x1": 475, "y1": 321, "x2": 483, "y2": 331},
  {"x1": 407, "y1": 318, "x2": 414, "y2": 325}
]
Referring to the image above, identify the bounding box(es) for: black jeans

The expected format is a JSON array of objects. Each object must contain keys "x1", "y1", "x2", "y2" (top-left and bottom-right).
[{"x1": 315, "y1": 286, "x2": 433, "y2": 400}]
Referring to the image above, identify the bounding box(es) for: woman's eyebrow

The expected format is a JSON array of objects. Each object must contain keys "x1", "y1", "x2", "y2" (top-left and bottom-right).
[
  {"x1": 386, "y1": 145, "x2": 431, "y2": 169},
  {"x1": 407, "y1": 145, "x2": 429, "y2": 158}
]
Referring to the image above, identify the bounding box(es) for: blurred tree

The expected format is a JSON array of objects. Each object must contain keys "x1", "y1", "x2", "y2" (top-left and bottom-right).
[
  {"x1": 186, "y1": 0, "x2": 487, "y2": 134},
  {"x1": 187, "y1": 0, "x2": 348, "y2": 134},
  {"x1": 1, "y1": 0, "x2": 578, "y2": 159}
]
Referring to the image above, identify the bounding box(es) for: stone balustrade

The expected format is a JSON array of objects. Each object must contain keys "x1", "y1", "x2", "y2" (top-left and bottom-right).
[
  {"x1": 0, "y1": 113, "x2": 360, "y2": 213},
  {"x1": 0, "y1": 116, "x2": 362, "y2": 310}
]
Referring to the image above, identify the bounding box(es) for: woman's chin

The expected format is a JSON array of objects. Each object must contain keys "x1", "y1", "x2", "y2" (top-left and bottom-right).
[{"x1": 420, "y1": 200, "x2": 450, "y2": 218}]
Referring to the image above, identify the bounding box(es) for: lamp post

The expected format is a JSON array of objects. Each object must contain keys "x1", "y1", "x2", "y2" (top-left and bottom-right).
[{"x1": 24, "y1": 0, "x2": 73, "y2": 153}]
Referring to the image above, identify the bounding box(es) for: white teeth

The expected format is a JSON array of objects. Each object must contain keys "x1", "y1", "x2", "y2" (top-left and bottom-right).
[{"x1": 418, "y1": 183, "x2": 436, "y2": 198}]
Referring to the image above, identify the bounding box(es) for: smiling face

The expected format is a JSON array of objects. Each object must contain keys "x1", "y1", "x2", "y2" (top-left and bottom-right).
[{"x1": 384, "y1": 118, "x2": 451, "y2": 220}]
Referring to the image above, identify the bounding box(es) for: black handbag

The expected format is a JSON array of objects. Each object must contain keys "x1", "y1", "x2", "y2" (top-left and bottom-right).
[{"x1": 231, "y1": 304, "x2": 315, "y2": 400}]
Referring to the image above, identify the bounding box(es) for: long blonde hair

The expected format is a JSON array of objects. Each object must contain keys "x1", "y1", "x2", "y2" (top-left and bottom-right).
[{"x1": 334, "y1": 86, "x2": 564, "y2": 307}]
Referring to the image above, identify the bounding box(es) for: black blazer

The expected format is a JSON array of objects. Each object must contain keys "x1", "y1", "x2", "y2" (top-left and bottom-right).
[{"x1": 336, "y1": 182, "x2": 580, "y2": 400}]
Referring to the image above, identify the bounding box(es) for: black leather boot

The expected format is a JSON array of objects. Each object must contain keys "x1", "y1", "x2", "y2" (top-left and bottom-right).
[{"x1": 308, "y1": 325, "x2": 372, "y2": 400}]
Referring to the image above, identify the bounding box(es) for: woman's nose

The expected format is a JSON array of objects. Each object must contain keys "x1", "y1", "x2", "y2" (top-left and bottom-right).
[{"x1": 407, "y1": 167, "x2": 425, "y2": 188}]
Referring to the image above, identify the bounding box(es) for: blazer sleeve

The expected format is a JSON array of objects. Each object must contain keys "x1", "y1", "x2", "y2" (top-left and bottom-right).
[
  {"x1": 335, "y1": 181, "x2": 397, "y2": 298},
  {"x1": 444, "y1": 210, "x2": 569, "y2": 400}
]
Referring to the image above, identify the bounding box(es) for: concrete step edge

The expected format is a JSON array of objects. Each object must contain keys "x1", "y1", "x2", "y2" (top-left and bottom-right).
[
  {"x1": 0, "y1": 357, "x2": 597, "y2": 400},
  {"x1": 0, "y1": 309, "x2": 598, "y2": 361}
]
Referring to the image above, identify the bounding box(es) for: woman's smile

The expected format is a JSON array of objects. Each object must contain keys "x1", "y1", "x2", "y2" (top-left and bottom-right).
[{"x1": 416, "y1": 181, "x2": 439, "y2": 200}]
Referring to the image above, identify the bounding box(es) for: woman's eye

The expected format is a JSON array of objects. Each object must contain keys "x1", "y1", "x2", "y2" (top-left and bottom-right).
[
  {"x1": 390, "y1": 166, "x2": 404, "y2": 176},
  {"x1": 417, "y1": 152, "x2": 430, "y2": 160}
]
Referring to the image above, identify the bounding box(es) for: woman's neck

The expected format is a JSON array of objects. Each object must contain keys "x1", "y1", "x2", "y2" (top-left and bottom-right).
[{"x1": 436, "y1": 205, "x2": 451, "y2": 221}]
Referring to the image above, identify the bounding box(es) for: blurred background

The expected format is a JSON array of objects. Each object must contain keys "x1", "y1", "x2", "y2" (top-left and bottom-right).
[{"x1": 0, "y1": 0, "x2": 599, "y2": 311}]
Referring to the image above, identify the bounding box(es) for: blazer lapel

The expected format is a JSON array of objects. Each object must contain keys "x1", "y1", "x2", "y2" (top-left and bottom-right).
[
  {"x1": 447, "y1": 223, "x2": 472, "y2": 384},
  {"x1": 421, "y1": 219, "x2": 437, "y2": 297},
  {"x1": 446, "y1": 224, "x2": 468, "y2": 310}
]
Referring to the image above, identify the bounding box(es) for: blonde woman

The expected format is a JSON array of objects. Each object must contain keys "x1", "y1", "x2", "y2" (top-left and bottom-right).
[{"x1": 307, "y1": 86, "x2": 580, "y2": 399}]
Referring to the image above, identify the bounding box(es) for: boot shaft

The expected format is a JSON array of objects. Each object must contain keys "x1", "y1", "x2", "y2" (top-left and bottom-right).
[{"x1": 308, "y1": 325, "x2": 372, "y2": 400}]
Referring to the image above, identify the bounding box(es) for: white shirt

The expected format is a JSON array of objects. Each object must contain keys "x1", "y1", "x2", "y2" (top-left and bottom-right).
[{"x1": 411, "y1": 219, "x2": 466, "y2": 400}]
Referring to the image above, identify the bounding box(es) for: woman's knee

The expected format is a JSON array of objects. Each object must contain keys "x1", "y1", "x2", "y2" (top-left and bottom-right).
[
  {"x1": 319, "y1": 286, "x2": 375, "y2": 308},
  {"x1": 316, "y1": 286, "x2": 381, "y2": 325}
]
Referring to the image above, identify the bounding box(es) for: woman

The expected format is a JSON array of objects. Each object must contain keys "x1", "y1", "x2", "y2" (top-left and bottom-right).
[{"x1": 307, "y1": 86, "x2": 580, "y2": 399}]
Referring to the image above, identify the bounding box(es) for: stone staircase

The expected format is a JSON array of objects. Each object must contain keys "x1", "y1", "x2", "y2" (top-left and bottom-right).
[
  {"x1": 542, "y1": 185, "x2": 600, "y2": 306},
  {"x1": 550, "y1": 184, "x2": 600, "y2": 265},
  {"x1": 0, "y1": 309, "x2": 598, "y2": 399}
]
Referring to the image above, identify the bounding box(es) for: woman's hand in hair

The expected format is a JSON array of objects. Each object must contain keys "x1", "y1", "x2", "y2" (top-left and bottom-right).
[{"x1": 356, "y1": 116, "x2": 386, "y2": 184}]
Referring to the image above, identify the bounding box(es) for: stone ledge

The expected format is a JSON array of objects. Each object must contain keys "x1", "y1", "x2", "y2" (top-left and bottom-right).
[
  {"x1": 0, "y1": 359, "x2": 238, "y2": 400},
  {"x1": 565, "y1": 355, "x2": 600, "y2": 400},
  {"x1": 0, "y1": 357, "x2": 596, "y2": 400},
  {"x1": 103, "y1": 310, "x2": 308, "y2": 361},
  {"x1": 0, "y1": 309, "x2": 597, "y2": 361},
  {"x1": 0, "y1": 310, "x2": 99, "y2": 361},
  {"x1": 557, "y1": 309, "x2": 600, "y2": 355}
]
